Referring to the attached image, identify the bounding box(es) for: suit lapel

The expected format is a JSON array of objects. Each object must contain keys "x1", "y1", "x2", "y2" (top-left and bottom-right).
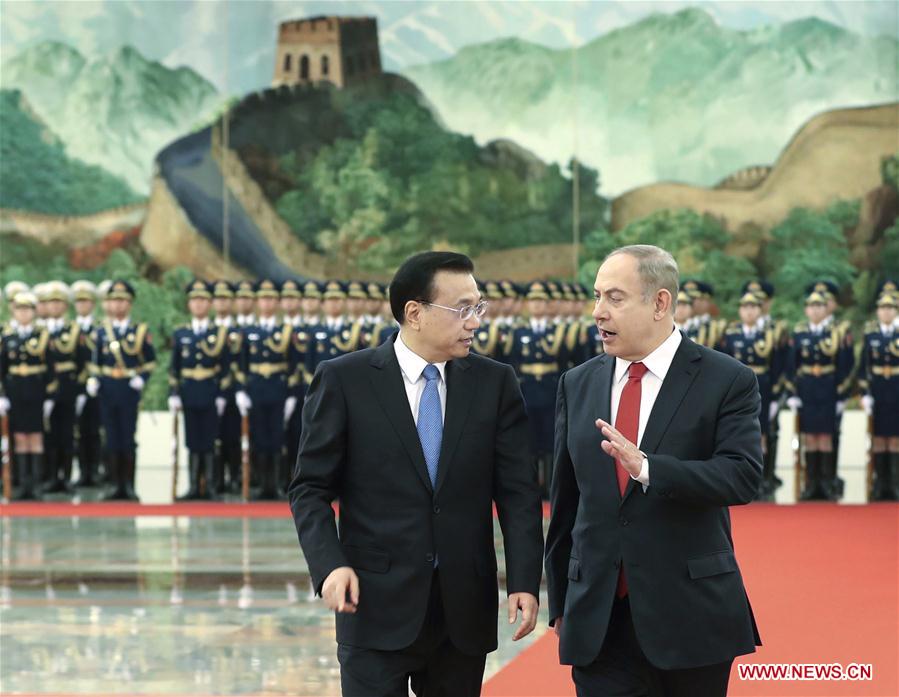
[
  {"x1": 621, "y1": 336, "x2": 701, "y2": 503},
  {"x1": 434, "y1": 358, "x2": 475, "y2": 494},
  {"x1": 369, "y1": 339, "x2": 433, "y2": 493},
  {"x1": 591, "y1": 355, "x2": 620, "y2": 497}
]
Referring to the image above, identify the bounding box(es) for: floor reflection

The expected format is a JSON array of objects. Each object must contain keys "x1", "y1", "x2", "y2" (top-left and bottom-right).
[{"x1": 0, "y1": 516, "x2": 546, "y2": 695}]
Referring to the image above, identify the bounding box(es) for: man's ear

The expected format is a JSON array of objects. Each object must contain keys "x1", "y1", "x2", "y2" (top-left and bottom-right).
[
  {"x1": 405, "y1": 301, "x2": 421, "y2": 330},
  {"x1": 655, "y1": 290, "x2": 673, "y2": 319}
]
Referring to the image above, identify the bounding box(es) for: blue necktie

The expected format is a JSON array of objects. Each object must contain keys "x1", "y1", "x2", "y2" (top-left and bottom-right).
[{"x1": 417, "y1": 364, "x2": 443, "y2": 488}]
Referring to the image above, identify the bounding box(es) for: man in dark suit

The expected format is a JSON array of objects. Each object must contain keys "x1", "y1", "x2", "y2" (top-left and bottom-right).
[
  {"x1": 545, "y1": 245, "x2": 762, "y2": 697},
  {"x1": 289, "y1": 252, "x2": 544, "y2": 697}
]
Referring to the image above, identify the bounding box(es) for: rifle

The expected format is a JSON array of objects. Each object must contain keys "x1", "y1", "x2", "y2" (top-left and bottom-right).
[
  {"x1": 2, "y1": 413, "x2": 10, "y2": 501},
  {"x1": 171, "y1": 408, "x2": 180, "y2": 502},
  {"x1": 792, "y1": 412, "x2": 803, "y2": 501},
  {"x1": 241, "y1": 414, "x2": 250, "y2": 502},
  {"x1": 865, "y1": 414, "x2": 874, "y2": 503}
]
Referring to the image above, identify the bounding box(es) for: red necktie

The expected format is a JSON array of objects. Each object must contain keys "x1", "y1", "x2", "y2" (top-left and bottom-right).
[{"x1": 613, "y1": 361, "x2": 647, "y2": 597}]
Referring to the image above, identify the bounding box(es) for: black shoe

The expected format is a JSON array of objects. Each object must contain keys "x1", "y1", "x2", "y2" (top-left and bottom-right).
[
  {"x1": 799, "y1": 452, "x2": 824, "y2": 501},
  {"x1": 177, "y1": 454, "x2": 202, "y2": 501},
  {"x1": 871, "y1": 453, "x2": 890, "y2": 501},
  {"x1": 101, "y1": 454, "x2": 127, "y2": 501},
  {"x1": 122, "y1": 452, "x2": 139, "y2": 502},
  {"x1": 14, "y1": 454, "x2": 36, "y2": 500}
]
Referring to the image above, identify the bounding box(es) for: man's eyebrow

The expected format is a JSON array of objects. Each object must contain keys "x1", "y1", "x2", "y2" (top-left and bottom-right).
[{"x1": 594, "y1": 287, "x2": 626, "y2": 295}]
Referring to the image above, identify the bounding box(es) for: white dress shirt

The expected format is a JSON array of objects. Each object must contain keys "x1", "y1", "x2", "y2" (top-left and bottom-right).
[
  {"x1": 191, "y1": 319, "x2": 209, "y2": 334},
  {"x1": 881, "y1": 323, "x2": 894, "y2": 337},
  {"x1": 214, "y1": 316, "x2": 232, "y2": 328},
  {"x1": 394, "y1": 333, "x2": 447, "y2": 424},
  {"x1": 611, "y1": 328, "x2": 683, "y2": 487}
]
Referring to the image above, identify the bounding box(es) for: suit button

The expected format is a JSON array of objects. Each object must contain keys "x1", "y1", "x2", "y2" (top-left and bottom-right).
[
  {"x1": 619, "y1": 517, "x2": 628, "y2": 526},
  {"x1": 433, "y1": 505, "x2": 440, "y2": 514},
  {"x1": 425, "y1": 553, "x2": 434, "y2": 563}
]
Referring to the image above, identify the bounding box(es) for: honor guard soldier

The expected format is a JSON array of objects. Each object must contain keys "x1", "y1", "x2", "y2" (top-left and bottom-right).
[
  {"x1": 784, "y1": 289, "x2": 853, "y2": 501},
  {"x1": 211, "y1": 280, "x2": 243, "y2": 494},
  {"x1": 71, "y1": 280, "x2": 102, "y2": 487},
  {"x1": 674, "y1": 288, "x2": 693, "y2": 332},
  {"x1": 4, "y1": 281, "x2": 30, "y2": 326},
  {"x1": 283, "y1": 279, "x2": 310, "y2": 484},
  {"x1": 235, "y1": 280, "x2": 300, "y2": 499},
  {"x1": 346, "y1": 281, "x2": 373, "y2": 347},
  {"x1": 301, "y1": 280, "x2": 323, "y2": 327},
  {"x1": 471, "y1": 281, "x2": 504, "y2": 359},
  {"x1": 42, "y1": 282, "x2": 84, "y2": 494},
  {"x1": 306, "y1": 281, "x2": 363, "y2": 377},
  {"x1": 280, "y1": 279, "x2": 304, "y2": 328},
  {"x1": 506, "y1": 281, "x2": 566, "y2": 497},
  {"x1": 718, "y1": 291, "x2": 779, "y2": 499},
  {"x1": 1, "y1": 291, "x2": 56, "y2": 500},
  {"x1": 367, "y1": 282, "x2": 396, "y2": 348},
  {"x1": 234, "y1": 280, "x2": 257, "y2": 327},
  {"x1": 692, "y1": 280, "x2": 726, "y2": 348},
  {"x1": 744, "y1": 280, "x2": 788, "y2": 494},
  {"x1": 169, "y1": 280, "x2": 230, "y2": 500},
  {"x1": 86, "y1": 280, "x2": 156, "y2": 501},
  {"x1": 859, "y1": 288, "x2": 899, "y2": 500},
  {"x1": 680, "y1": 280, "x2": 704, "y2": 344}
]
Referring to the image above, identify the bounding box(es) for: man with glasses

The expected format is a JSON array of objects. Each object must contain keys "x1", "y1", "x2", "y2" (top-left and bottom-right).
[{"x1": 289, "y1": 251, "x2": 543, "y2": 697}]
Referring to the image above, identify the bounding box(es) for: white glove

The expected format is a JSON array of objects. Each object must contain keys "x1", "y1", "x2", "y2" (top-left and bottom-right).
[
  {"x1": 75, "y1": 394, "x2": 87, "y2": 417},
  {"x1": 283, "y1": 396, "x2": 297, "y2": 425},
  {"x1": 861, "y1": 395, "x2": 874, "y2": 416},
  {"x1": 215, "y1": 396, "x2": 226, "y2": 416},
  {"x1": 43, "y1": 399, "x2": 55, "y2": 420},
  {"x1": 0, "y1": 396, "x2": 10, "y2": 417},
  {"x1": 768, "y1": 401, "x2": 779, "y2": 423},
  {"x1": 168, "y1": 395, "x2": 182, "y2": 412},
  {"x1": 786, "y1": 396, "x2": 802, "y2": 411},
  {"x1": 129, "y1": 375, "x2": 145, "y2": 392},
  {"x1": 236, "y1": 391, "x2": 252, "y2": 416},
  {"x1": 86, "y1": 377, "x2": 100, "y2": 398},
  {"x1": 835, "y1": 400, "x2": 845, "y2": 416}
]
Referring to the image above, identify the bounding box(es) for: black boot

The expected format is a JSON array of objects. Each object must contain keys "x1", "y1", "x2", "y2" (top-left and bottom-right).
[
  {"x1": 227, "y1": 447, "x2": 242, "y2": 494},
  {"x1": 102, "y1": 454, "x2": 126, "y2": 500},
  {"x1": 60, "y1": 449, "x2": 75, "y2": 493},
  {"x1": 14, "y1": 453, "x2": 36, "y2": 500},
  {"x1": 122, "y1": 452, "x2": 139, "y2": 502},
  {"x1": 820, "y1": 452, "x2": 839, "y2": 501},
  {"x1": 871, "y1": 453, "x2": 890, "y2": 501},
  {"x1": 177, "y1": 454, "x2": 202, "y2": 501},
  {"x1": 763, "y1": 446, "x2": 779, "y2": 494},
  {"x1": 257, "y1": 454, "x2": 277, "y2": 500},
  {"x1": 41, "y1": 449, "x2": 63, "y2": 494},
  {"x1": 888, "y1": 453, "x2": 899, "y2": 501},
  {"x1": 203, "y1": 453, "x2": 219, "y2": 500},
  {"x1": 31, "y1": 453, "x2": 46, "y2": 498},
  {"x1": 75, "y1": 436, "x2": 95, "y2": 487},
  {"x1": 800, "y1": 452, "x2": 820, "y2": 501}
]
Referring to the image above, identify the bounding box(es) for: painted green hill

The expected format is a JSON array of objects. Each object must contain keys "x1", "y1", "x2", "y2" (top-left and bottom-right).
[{"x1": 0, "y1": 89, "x2": 141, "y2": 214}]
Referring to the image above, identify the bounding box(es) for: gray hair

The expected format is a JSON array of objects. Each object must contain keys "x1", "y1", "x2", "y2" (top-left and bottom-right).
[{"x1": 604, "y1": 244, "x2": 679, "y2": 311}]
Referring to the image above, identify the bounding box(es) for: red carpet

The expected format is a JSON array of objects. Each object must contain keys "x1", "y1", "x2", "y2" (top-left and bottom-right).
[{"x1": 484, "y1": 504, "x2": 898, "y2": 697}]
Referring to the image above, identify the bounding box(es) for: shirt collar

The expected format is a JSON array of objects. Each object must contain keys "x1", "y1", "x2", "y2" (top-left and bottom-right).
[
  {"x1": 614, "y1": 327, "x2": 682, "y2": 386},
  {"x1": 394, "y1": 333, "x2": 447, "y2": 385},
  {"x1": 882, "y1": 323, "x2": 894, "y2": 335}
]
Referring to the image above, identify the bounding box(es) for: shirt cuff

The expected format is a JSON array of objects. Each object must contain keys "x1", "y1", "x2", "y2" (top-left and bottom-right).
[{"x1": 631, "y1": 455, "x2": 649, "y2": 486}]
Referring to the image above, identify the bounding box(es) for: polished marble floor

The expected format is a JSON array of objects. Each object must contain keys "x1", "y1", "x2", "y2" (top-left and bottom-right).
[{"x1": 0, "y1": 516, "x2": 548, "y2": 695}]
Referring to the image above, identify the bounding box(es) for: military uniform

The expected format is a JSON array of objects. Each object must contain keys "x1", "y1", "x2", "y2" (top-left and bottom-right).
[
  {"x1": 785, "y1": 290, "x2": 853, "y2": 500},
  {"x1": 471, "y1": 281, "x2": 505, "y2": 360},
  {"x1": 366, "y1": 282, "x2": 397, "y2": 348},
  {"x1": 170, "y1": 281, "x2": 230, "y2": 500},
  {"x1": 212, "y1": 281, "x2": 243, "y2": 494},
  {"x1": 718, "y1": 292, "x2": 779, "y2": 498},
  {"x1": 1, "y1": 291, "x2": 56, "y2": 499},
  {"x1": 42, "y1": 282, "x2": 85, "y2": 494},
  {"x1": 505, "y1": 282, "x2": 565, "y2": 496},
  {"x1": 858, "y1": 291, "x2": 899, "y2": 500},
  {"x1": 306, "y1": 282, "x2": 363, "y2": 377},
  {"x1": 71, "y1": 281, "x2": 102, "y2": 487},
  {"x1": 281, "y1": 279, "x2": 308, "y2": 489},
  {"x1": 87, "y1": 280, "x2": 156, "y2": 501},
  {"x1": 237, "y1": 280, "x2": 300, "y2": 499}
]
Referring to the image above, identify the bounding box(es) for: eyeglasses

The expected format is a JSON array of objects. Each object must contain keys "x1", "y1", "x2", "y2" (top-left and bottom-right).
[{"x1": 420, "y1": 300, "x2": 488, "y2": 322}]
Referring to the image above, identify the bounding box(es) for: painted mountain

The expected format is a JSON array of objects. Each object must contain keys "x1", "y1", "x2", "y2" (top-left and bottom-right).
[
  {"x1": 403, "y1": 8, "x2": 899, "y2": 195},
  {"x1": 0, "y1": 89, "x2": 141, "y2": 214},
  {"x1": 1, "y1": 41, "x2": 222, "y2": 194}
]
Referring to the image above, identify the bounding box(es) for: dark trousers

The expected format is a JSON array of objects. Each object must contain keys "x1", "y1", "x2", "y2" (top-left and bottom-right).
[
  {"x1": 572, "y1": 597, "x2": 733, "y2": 697},
  {"x1": 337, "y1": 572, "x2": 486, "y2": 697},
  {"x1": 248, "y1": 400, "x2": 285, "y2": 455},
  {"x1": 99, "y1": 384, "x2": 140, "y2": 454},
  {"x1": 183, "y1": 406, "x2": 218, "y2": 453}
]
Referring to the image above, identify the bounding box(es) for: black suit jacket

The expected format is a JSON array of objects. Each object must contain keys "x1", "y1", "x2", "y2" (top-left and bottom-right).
[
  {"x1": 545, "y1": 334, "x2": 763, "y2": 669},
  {"x1": 289, "y1": 336, "x2": 544, "y2": 656}
]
